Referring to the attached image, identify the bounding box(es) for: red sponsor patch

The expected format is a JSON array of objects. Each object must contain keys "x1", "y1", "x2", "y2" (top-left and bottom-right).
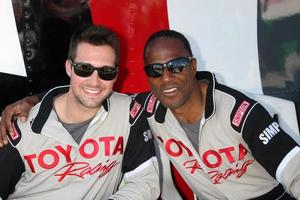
[
  {"x1": 130, "y1": 101, "x2": 141, "y2": 118},
  {"x1": 10, "y1": 122, "x2": 20, "y2": 141},
  {"x1": 232, "y1": 101, "x2": 250, "y2": 127},
  {"x1": 147, "y1": 95, "x2": 157, "y2": 113}
]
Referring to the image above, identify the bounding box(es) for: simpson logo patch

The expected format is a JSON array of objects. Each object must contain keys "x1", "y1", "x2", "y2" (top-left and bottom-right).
[
  {"x1": 147, "y1": 95, "x2": 157, "y2": 113},
  {"x1": 232, "y1": 101, "x2": 250, "y2": 127},
  {"x1": 259, "y1": 122, "x2": 281, "y2": 145},
  {"x1": 130, "y1": 101, "x2": 141, "y2": 118}
]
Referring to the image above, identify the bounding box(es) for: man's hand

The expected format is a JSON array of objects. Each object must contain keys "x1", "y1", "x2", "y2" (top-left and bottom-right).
[{"x1": 0, "y1": 96, "x2": 39, "y2": 147}]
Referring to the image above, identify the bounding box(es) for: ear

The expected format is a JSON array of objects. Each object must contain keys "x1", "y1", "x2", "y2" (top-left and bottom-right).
[
  {"x1": 191, "y1": 58, "x2": 197, "y2": 74},
  {"x1": 65, "y1": 60, "x2": 72, "y2": 78}
]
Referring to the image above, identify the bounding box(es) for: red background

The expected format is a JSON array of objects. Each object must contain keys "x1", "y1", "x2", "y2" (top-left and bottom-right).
[{"x1": 90, "y1": 0, "x2": 169, "y2": 93}]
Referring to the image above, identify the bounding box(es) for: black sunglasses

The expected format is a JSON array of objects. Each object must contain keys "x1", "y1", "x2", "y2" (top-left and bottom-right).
[
  {"x1": 144, "y1": 56, "x2": 193, "y2": 78},
  {"x1": 68, "y1": 59, "x2": 118, "y2": 81}
]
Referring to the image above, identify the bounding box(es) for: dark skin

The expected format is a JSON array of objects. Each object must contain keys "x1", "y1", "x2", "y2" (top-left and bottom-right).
[
  {"x1": 0, "y1": 96, "x2": 39, "y2": 147},
  {"x1": 144, "y1": 37, "x2": 208, "y2": 124}
]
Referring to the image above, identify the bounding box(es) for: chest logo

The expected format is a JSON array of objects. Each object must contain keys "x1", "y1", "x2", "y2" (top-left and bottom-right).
[
  {"x1": 23, "y1": 136, "x2": 124, "y2": 182},
  {"x1": 232, "y1": 101, "x2": 250, "y2": 127},
  {"x1": 147, "y1": 94, "x2": 157, "y2": 113},
  {"x1": 130, "y1": 101, "x2": 141, "y2": 118},
  {"x1": 158, "y1": 136, "x2": 255, "y2": 184}
]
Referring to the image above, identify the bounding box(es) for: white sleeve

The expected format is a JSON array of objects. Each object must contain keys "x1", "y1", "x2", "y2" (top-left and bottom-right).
[{"x1": 109, "y1": 157, "x2": 160, "y2": 200}]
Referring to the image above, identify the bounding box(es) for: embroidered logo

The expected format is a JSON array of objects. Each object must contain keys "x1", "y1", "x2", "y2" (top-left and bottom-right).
[
  {"x1": 259, "y1": 122, "x2": 280, "y2": 145},
  {"x1": 55, "y1": 160, "x2": 120, "y2": 182},
  {"x1": 130, "y1": 101, "x2": 141, "y2": 118},
  {"x1": 147, "y1": 95, "x2": 157, "y2": 113},
  {"x1": 23, "y1": 136, "x2": 124, "y2": 180},
  {"x1": 232, "y1": 101, "x2": 250, "y2": 127},
  {"x1": 11, "y1": 122, "x2": 20, "y2": 140},
  {"x1": 160, "y1": 136, "x2": 254, "y2": 184}
]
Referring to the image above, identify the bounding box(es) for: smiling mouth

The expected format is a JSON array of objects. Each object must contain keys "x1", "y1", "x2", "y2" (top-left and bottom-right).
[
  {"x1": 83, "y1": 88, "x2": 101, "y2": 95},
  {"x1": 162, "y1": 87, "x2": 177, "y2": 96}
]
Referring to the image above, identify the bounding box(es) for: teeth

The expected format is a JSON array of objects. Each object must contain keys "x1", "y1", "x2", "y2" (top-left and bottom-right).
[
  {"x1": 83, "y1": 88, "x2": 100, "y2": 94},
  {"x1": 163, "y1": 88, "x2": 176, "y2": 93}
]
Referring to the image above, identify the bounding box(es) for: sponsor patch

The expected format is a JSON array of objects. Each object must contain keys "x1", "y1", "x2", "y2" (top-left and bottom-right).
[
  {"x1": 130, "y1": 101, "x2": 141, "y2": 118},
  {"x1": 259, "y1": 122, "x2": 281, "y2": 145},
  {"x1": 232, "y1": 101, "x2": 250, "y2": 127},
  {"x1": 147, "y1": 95, "x2": 157, "y2": 113},
  {"x1": 11, "y1": 121, "x2": 20, "y2": 140}
]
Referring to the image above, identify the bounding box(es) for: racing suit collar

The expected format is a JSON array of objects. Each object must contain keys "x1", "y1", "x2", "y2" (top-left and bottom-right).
[
  {"x1": 195, "y1": 71, "x2": 216, "y2": 120},
  {"x1": 31, "y1": 86, "x2": 110, "y2": 134}
]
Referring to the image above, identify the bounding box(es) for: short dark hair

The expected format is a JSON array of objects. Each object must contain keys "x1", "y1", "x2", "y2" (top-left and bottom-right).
[
  {"x1": 68, "y1": 24, "x2": 120, "y2": 67},
  {"x1": 143, "y1": 29, "x2": 193, "y2": 60}
]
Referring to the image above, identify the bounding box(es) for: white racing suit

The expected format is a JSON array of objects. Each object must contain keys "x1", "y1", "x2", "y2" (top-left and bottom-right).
[
  {"x1": 0, "y1": 86, "x2": 159, "y2": 200},
  {"x1": 136, "y1": 71, "x2": 300, "y2": 200}
]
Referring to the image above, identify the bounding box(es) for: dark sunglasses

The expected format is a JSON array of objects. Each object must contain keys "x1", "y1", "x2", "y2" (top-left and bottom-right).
[
  {"x1": 144, "y1": 56, "x2": 193, "y2": 78},
  {"x1": 68, "y1": 59, "x2": 118, "y2": 80}
]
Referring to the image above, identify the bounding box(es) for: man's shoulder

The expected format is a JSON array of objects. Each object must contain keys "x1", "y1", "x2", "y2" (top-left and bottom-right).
[{"x1": 213, "y1": 85, "x2": 261, "y2": 133}]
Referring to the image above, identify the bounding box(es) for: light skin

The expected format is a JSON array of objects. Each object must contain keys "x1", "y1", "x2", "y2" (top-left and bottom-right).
[
  {"x1": 0, "y1": 42, "x2": 117, "y2": 145},
  {"x1": 0, "y1": 42, "x2": 117, "y2": 141},
  {"x1": 144, "y1": 37, "x2": 208, "y2": 124},
  {"x1": 56, "y1": 42, "x2": 117, "y2": 123}
]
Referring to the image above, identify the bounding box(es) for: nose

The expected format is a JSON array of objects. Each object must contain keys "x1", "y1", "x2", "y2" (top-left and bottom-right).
[
  {"x1": 87, "y1": 70, "x2": 101, "y2": 85},
  {"x1": 162, "y1": 68, "x2": 173, "y2": 82}
]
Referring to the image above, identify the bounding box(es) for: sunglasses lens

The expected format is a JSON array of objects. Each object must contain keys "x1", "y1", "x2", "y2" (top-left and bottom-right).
[
  {"x1": 144, "y1": 57, "x2": 192, "y2": 78},
  {"x1": 144, "y1": 64, "x2": 163, "y2": 78},
  {"x1": 167, "y1": 57, "x2": 191, "y2": 73},
  {"x1": 73, "y1": 63, "x2": 94, "y2": 77},
  {"x1": 71, "y1": 61, "x2": 118, "y2": 80},
  {"x1": 98, "y1": 66, "x2": 118, "y2": 80}
]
